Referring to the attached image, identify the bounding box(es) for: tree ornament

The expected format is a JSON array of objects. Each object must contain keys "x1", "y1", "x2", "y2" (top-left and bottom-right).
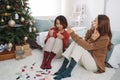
[
  {"x1": 0, "y1": 44, "x2": 4, "y2": 52},
  {"x1": 29, "y1": 26, "x2": 32, "y2": 32},
  {"x1": 4, "y1": 13, "x2": 11, "y2": 16},
  {"x1": 1, "y1": 18, "x2": 4, "y2": 22},
  {"x1": 6, "y1": 5, "x2": 11, "y2": 9},
  {"x1": 8, "y1": 42, "x2": 13, "y2": 48},
  {"x1": 15, "y1": 12, "x2": 19, "y2": 19},
  {"x1": 24, "y1": 36, "x2": 28, "y2": 41},
  {"x1": 8, "y1": 19, "x2": 16, "y2": 27},
  {"x1": 20, "y1": 17, "x2": 25, "y2": 22},
  {"x1": 33, "y1": 27, "x2": 36, "y2": 32}
]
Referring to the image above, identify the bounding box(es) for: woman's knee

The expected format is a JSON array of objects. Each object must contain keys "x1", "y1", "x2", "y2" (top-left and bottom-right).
[{"x1": 48, "y1": 37, "x2": 55, "y2": 41}]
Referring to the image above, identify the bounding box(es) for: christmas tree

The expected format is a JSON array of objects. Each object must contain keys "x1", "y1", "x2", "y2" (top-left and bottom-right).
[{"x1": 0, "y1": 0, "x2": 38, "y2": 49}]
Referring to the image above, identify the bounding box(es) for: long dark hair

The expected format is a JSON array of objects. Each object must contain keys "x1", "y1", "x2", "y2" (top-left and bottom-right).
[
  {"x1": 54, "y1": 15, "x2": 68, "y2": 29},
  {"x1": 97, "y1": 15, "x2": 112, "y2": 50}
]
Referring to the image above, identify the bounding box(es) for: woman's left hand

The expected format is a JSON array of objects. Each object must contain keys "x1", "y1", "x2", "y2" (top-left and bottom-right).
[{"x1": 57, "y1": 32, "x2": 64, "y2": 39}]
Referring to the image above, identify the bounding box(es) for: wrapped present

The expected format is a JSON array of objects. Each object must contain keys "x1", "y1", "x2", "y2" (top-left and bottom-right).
[
  {"x1": 15, "y1": 43, "x2": 32, "y2": 60},
  {"x1": 23, "y1": 43, "x2": 30, "y2": 50},
  {"x1": 24, "y1": 48, "x2": 32, "y2": 56},
  {"x1": 15, "y1": 43, "x2": 30, "y2": 51},
  {"x1": 15, "y1": 50, "x2": 25, "y2": 60}
]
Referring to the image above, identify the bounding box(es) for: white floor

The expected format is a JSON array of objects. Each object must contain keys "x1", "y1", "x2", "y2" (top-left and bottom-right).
[{"x1": 0, "y1": 49, "x2": 116, "y2": 80}]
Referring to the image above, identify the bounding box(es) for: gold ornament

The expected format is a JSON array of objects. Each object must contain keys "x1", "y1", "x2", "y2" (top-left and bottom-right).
[
  {"x1": 8, "y1": 42, "x2": 13, "y2": 48},
  {"x1": 4, "y1": 13, "x2": 11, "y2": 16},
  {"x1": 21, "y1": 46, "x2": 24, "y2": 51},
  {"x1": 24, "y1": 36, "x2": 28, "y2": 41},
  {"x1": 33, "y1": 27, "x2": 36, "y2": 32}
]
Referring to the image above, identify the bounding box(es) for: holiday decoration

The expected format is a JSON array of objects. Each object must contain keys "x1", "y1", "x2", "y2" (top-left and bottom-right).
[
  {"x1": 15, "y1": 62, "x2": 53, "y2": 80},
  {"x1": 33, "y1": 27, "x2": 36, "y2": 32},
  {"x1": 8, "y1": 42, "x2": 13, "y2": 48},
  {"x1": 15, "y1": 43, "x2": 32, "y2": 60},
  {"x1": 29, "y1": 26, "x2": 32, "y2": 32},
  {"x1": 0, "y1": 44, "x2": 4, "y2": 52},
  {"x1": 15, "y1": 12, "x2": 19, "y2": 19},
  {"x1": 6, "y1": 5, "x2": 11, "y2": 9},
  {"x1": 24, "y1": 36, "x2": 28, "y2": 41},
  {"x1": 8, "y1": 19, "x2": 16, "y2": 27},
  {"x1": 0, "y1": 0, "x2": 37, "y2": 47},
  {"x1": 20, "y1": 17, "x2": 25, "y2": 22}
]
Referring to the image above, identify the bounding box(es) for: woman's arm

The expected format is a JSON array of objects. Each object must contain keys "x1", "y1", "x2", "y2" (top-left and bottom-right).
[{"x1": 70, "y1": 32, "x2": 109, "y2": 50}]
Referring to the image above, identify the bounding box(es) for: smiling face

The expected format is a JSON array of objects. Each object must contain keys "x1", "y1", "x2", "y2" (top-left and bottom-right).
[
  {"x1": 56, "y1": 19, "x2": 64, "y2": 31},
  {"x1": 92, "y1": 17, "x2": 98, "y2": 29},
  {"x1": 54, "y1": 15, "x2": 68, "y2": 31}
]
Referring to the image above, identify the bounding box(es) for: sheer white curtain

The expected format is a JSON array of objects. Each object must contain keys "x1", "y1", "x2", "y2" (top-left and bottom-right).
[{"x1": 29, "y1": 0, "x2": 61, "y2": 16}]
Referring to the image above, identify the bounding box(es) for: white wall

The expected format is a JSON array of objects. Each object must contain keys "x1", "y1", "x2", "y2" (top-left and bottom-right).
[
  {"x1": 87, "y1": 0, "x2": 104, "y2": 20},
  {"x1": 29, "y1": 0, "x2": 61, "y2": 16},
  {"x1": 62, "y1": 0, "x2": 104, "y2": 27},
  {"x1": 84, "y1": 0, "x2": 104, "y2": 27},
  {"x1": 29, "y1": 0, "x2": 120, "y2": 31},
  {"x1": 105, "y1": 0, "x2": 120, "y2": 31},
  {"x1": 65, "y1": 0, "x2": 120, "y2": 31}
]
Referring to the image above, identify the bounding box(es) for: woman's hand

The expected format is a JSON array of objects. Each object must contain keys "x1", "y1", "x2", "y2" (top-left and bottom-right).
[
  {"x1": 91, "y1": 29, "x2": 100, "y2": 40},
  {"x1": 57, "y1": 32, "x2": 64, "y2": 39},
  {"x1": 67, "y1": 27, "x2": 73, "y2": 34},
  {"x1": 49, "y1": 29, "x2": 54, "y2": 37}
]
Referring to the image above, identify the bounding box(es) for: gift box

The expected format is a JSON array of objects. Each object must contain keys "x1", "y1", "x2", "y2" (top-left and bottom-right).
[
  {"x1": 24, "y1": 48, "x2": 32, "y2": 56},
  {"x1": 15, "y1": 43, "x2": 30, "y2": 51},
  {"x1": 15, "y1": 43, "x2": 32, "y2": 60},
  {"x1": 15, "y1": 50, "x2": 25, "y2": 60}
]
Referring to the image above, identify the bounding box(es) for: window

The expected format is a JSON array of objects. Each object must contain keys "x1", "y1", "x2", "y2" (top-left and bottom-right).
[{"x1": 29, "y1": 0, "x2": 61, "y2": 16}]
